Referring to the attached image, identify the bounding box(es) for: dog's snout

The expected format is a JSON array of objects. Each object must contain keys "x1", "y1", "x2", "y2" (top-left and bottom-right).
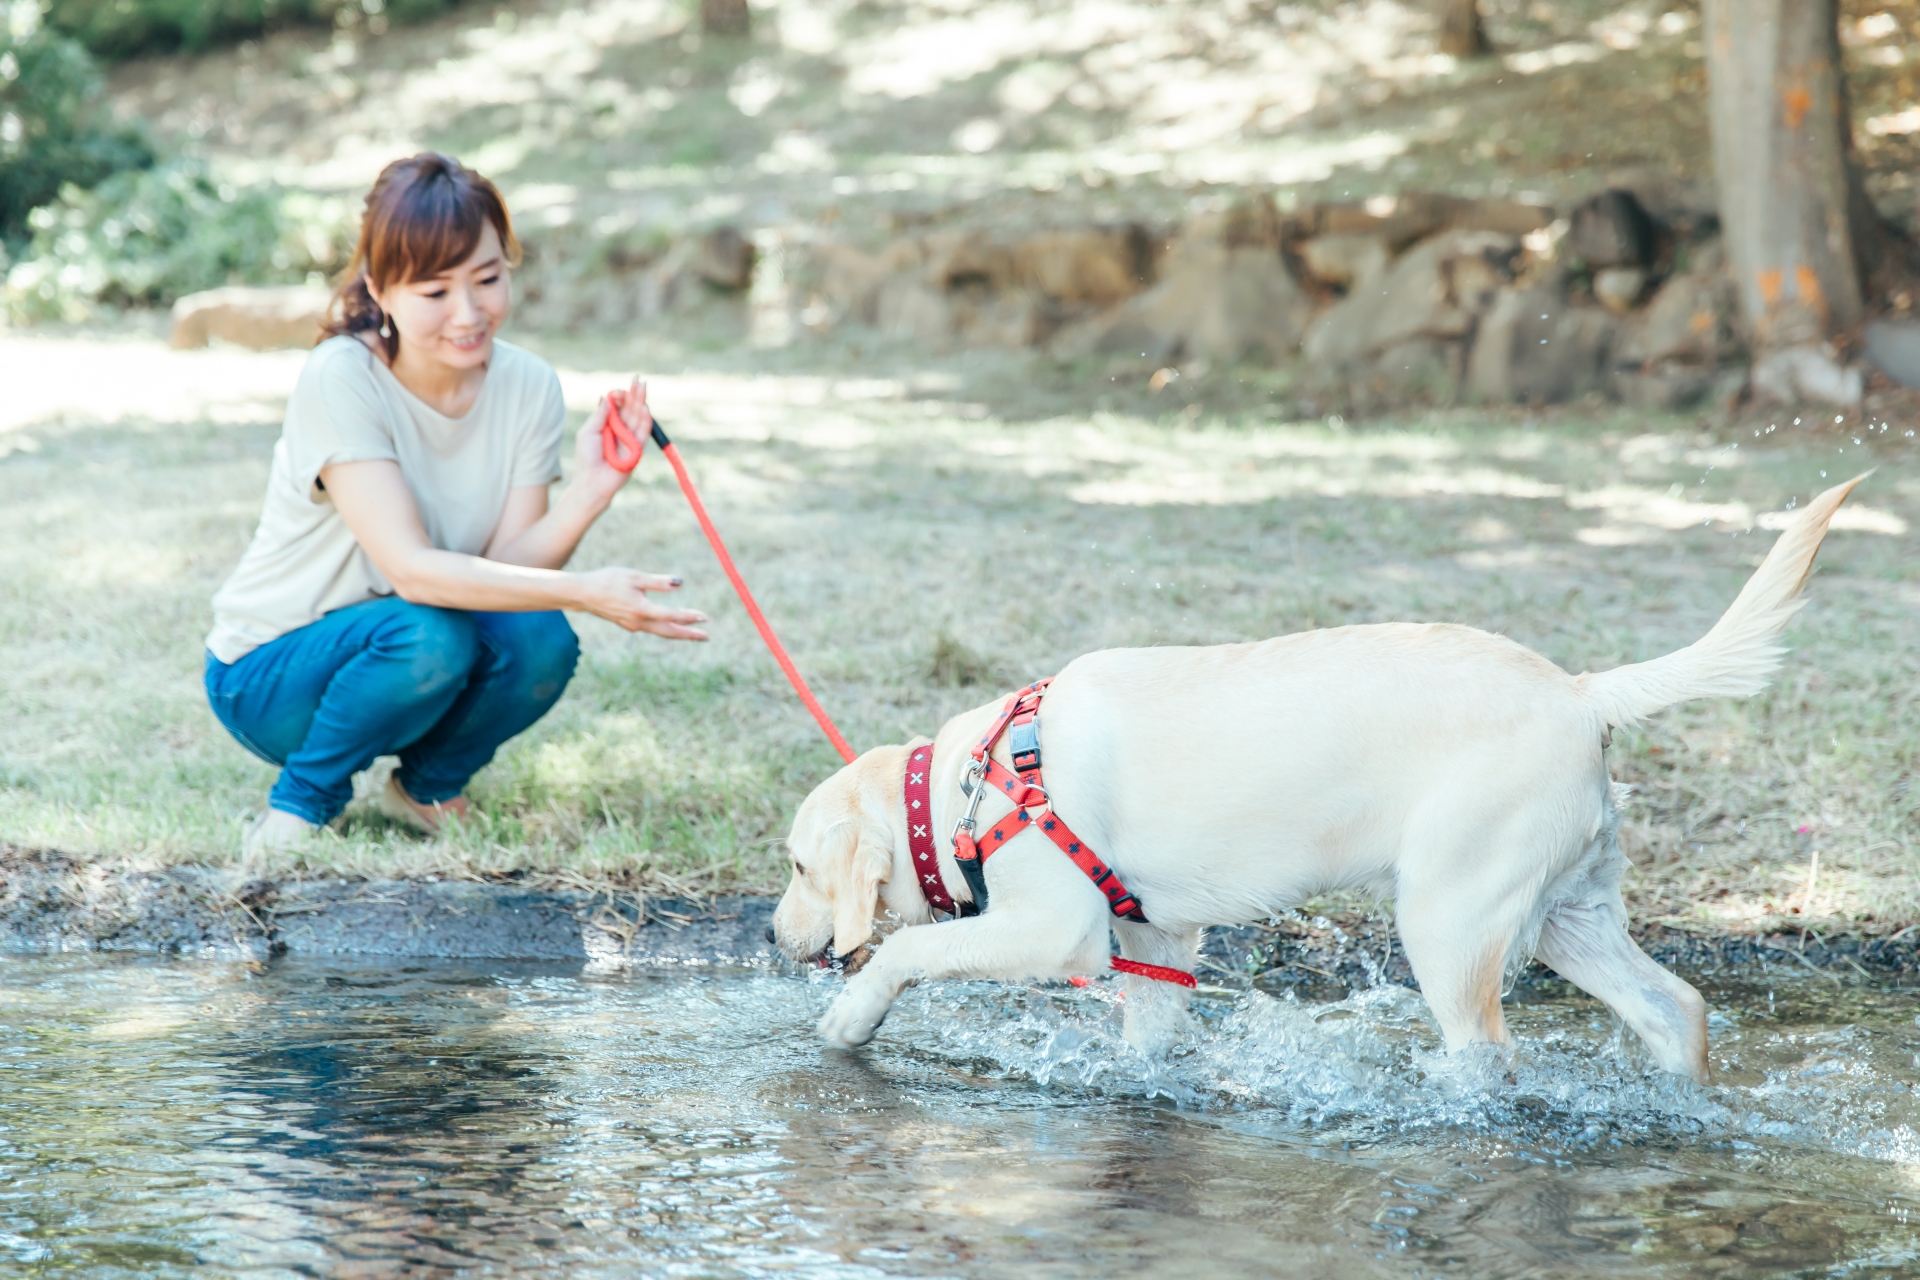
[{"x1": 764, "y1": 925, "x2": 776, "y2": 946}]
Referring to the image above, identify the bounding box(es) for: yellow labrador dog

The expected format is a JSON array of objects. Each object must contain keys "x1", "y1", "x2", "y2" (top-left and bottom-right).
[{"x1": 773, "y1": 476, "x2": 1864, "y2": 1082}]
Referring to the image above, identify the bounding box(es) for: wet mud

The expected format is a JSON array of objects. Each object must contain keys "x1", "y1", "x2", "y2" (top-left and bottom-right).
[{"x1": 3, "y1": 845, "x2": 1914, "y2": 987}]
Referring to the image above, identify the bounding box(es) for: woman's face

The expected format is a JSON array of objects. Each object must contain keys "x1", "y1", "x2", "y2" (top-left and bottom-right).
[{"x1": 375, "y1": 221, "x2": 511, "y2": 371}]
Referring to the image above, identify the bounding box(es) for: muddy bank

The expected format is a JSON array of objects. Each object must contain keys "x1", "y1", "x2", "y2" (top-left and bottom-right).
[
  {"x1": 0, "y1": 847, "x2": 773, "y2": 968},
  {"x1": 3, "y1": 847, "x2": 1914, "y2": 987}
]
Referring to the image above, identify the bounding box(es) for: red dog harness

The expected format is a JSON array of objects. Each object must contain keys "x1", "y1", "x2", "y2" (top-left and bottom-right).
[{"x1": 902, "y1": 680, "x2": 1195, "y2": 989}]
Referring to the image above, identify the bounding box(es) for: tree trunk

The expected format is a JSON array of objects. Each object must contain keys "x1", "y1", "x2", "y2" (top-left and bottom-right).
[
  {"x1": 700, "y1": 0, "x2": 750, "y2": 37},
  {"x1": 1438, "y1": 0, "x2": 1491, "y2": 58},
  {"x1": 1703, "y1": 0, "x2": 1873, "y2": 351}
]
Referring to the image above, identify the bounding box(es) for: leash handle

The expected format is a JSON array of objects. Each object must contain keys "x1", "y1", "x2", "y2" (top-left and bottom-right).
[
  {"x1": 644, "y1": 418, "x2": 858, "y2": 765},
  {"x1": 600, "y1": 394, "x2": 646, "y2": 473}
]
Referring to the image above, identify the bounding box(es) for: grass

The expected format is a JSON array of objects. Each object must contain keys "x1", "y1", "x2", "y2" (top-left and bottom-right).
[{"x1": 1, "y1": 325, "x2": 1916, "y2": 930}]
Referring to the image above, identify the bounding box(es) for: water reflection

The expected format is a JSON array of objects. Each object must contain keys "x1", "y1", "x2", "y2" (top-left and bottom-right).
[{"x1": 1, "y1": 954, "x2": 1918, "y2": 1277}]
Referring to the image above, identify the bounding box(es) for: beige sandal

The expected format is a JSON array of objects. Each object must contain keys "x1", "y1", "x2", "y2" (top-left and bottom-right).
[{"x1": 378, "y1": 775, "x2": 471, "y2": 834}]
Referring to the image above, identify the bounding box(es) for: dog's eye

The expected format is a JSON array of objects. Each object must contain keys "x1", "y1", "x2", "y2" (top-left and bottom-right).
[{"x1": 792, "y1": 862, "x2": 807, "y2": 878}]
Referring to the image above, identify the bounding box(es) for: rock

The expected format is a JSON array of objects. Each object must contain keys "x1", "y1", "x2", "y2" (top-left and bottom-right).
[
  {"x1": 692, "y1": 226, "x2": 755, "y2": 290},
  {"x1": 1303, "y1": 230, "x2": 1520, "y2": 368},
  {"x1": 950, "y1": 286, "x2": 1058, "y2": 349},
  {"x1": 1296, "y1": 234, "x2": 1391, "y2": 291},
  {"x1": 1862, "y1": 319, "x2": 1920, "y2": 387},
  {"x1": 873, "y1": 274, "x2": 953, "y2": 345},
  {"x1": 921, "y1": 229, "x2": 1019, "y2": 292},
  {"x1": 1466, "y1": 281, "x2": 1617, "y2": 404},
  {"x1": 1613, "y1": 240, "x2": 1733, "y2": 368},
  {"x1": 806, "y1": 243, "x2": 891, "y2": 325},
  {"x1": 1010, "y1": 226, "x2": 1154, "y2": 306},
  {"x1": 1054, "y1": 242, "x2": 1315, "y2": 363},
  {"x1": 1307, "y1": 193, "x2": 1551, "y2": 250},
  {"x1": 1565, "y1": 189, "x2": 1656, "y2": 269},
  {"x1": 1592, "y1": 266, "x2": 1648, "y2": 314},
  {"x1": 1751, "y1": 344, "x2": 1864, "y2": 406},
  {"x1": 169, "y1": 285, "x2": 331, "y2": 351},
  {"x1": 1612, "y1": 365, "x2": 1717, "y2": 410}
]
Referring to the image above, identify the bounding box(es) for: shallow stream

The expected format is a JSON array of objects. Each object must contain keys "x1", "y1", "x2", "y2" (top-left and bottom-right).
[{"x1": 4, "y1": 954, "x2": 1920, "y2": 1277}]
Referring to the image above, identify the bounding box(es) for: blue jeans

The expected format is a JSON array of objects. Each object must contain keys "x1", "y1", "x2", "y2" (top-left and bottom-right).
[{"x1": 205, "y1": 598, "x2": 580, "y2": 825}]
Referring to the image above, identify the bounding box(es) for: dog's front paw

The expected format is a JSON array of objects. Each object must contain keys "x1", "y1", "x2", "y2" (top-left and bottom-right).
[{"x1": 817, "y1": 979, "x2": 894, "y2": 1049}]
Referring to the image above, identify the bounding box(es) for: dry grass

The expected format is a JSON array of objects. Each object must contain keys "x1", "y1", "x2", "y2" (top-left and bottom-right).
[{"x1": 1, "y1": 326, "x2": 1916, "y2": 932}]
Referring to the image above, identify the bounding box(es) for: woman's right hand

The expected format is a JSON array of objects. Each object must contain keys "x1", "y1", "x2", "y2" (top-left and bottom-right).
[{"x1": 574, "y1": 568, "x2": 710, "y2": 640}]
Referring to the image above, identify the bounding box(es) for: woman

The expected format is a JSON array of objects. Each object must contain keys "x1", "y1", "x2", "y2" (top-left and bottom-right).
[{"x1": 205, "y1": 152, "x2": 707, "y2": 855}]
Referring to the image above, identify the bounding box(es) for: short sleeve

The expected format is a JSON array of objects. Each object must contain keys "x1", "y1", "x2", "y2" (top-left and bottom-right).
[
  {"x1": 283, "y1": 338, "x2": 399, "y2": 502},
  {"x1": 510, "y1": 359, "x2": 567, "y2": 488}
]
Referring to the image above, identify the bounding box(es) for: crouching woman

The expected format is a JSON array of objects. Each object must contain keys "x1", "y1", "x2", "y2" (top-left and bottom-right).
[{"x1": 205, "y1": 152, "x2": 705, "y2": 855}]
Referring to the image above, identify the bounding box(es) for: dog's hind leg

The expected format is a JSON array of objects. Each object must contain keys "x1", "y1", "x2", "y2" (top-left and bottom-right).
[
  {"x1": 1111, "y1": 919, "x2": 1201, "y2": 1057},
  {"x1": 1535, "y1": 897, "x2": 1709, "y2": 1083}
]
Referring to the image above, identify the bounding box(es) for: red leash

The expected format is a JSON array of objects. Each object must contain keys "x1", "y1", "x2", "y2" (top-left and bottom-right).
[{"x1": 602, "y1": 398, "x2": 857, "y2": 765}]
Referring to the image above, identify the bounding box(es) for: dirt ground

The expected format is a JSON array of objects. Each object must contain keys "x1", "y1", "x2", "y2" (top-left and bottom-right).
[{"x1": 2, "y1": 322, "x2": 1916, "y2": 933}]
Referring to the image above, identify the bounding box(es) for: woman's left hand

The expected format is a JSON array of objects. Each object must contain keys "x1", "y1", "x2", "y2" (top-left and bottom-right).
[{"x1": 574, "y1": 377, "x2": 650, "y2": 506}]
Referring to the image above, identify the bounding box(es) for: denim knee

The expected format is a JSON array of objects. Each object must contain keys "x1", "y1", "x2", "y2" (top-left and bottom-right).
[
  {"x1": 504, "y1": 612, "x2": 581, "y2": 704},
  {"x1": 381, "y1": 604, "x2": 482, "y2": 701}
]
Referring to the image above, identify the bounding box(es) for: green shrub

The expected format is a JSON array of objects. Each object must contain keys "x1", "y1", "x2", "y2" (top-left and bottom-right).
[
  {"x1": 43, "y1": 0, "x2": 465, "y2": 59},
  {"x1": 0, "y1": 16, "x2": 151, "y2": 239},
  {"x1": 4, "y1": 159, "x2": 352, "y2": 320}
]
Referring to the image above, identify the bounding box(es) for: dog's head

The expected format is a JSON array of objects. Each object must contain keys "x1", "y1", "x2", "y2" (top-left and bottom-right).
[{"x1": 770, "y1": 745, "x2": 910, "y2": 972}]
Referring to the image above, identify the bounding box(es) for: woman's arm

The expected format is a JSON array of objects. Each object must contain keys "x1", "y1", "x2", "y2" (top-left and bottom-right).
[
  {"x1": 485, "y1": 380, "x2": 647, "y2": 570},
  {"x1": 319, "y1": 457, "x2": 708, "y2": 640}
]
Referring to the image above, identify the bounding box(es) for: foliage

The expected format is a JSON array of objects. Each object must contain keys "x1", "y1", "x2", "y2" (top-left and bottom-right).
[
  {"x1": 0, "y1": 13, "x2": 151, "y2": 240},
  {"x1": 42, "y1": 0, "x2": 464, "y2": 59},
  {"x1": 4, "y1": 159, "x2": 351, "y2": 319}
]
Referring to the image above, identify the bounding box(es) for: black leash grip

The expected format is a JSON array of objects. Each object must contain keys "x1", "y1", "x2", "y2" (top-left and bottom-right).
[
  {"x1": 650, "y1": 421, "x2": 672, "y2": 449},
  {"x1": 955, "y1": 854, "x2": 991, "y2": 915}
]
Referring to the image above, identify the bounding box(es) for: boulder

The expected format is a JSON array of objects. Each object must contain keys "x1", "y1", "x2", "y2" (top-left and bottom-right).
[
  {"x1": 1296, "y1": 234, "x2": 1391, "y2": 291},
  {"x1": 807, "y1": 243, "x2": 891, "y2": 325},
  {"x1": 1751, "y1": 344, "x2": 1863, "y2": 406},
  {"x1": 1613, "y1": 366, "x2": 1718, "y2": 410},
  {"x1": 1307, "y1": 193, "x2": 1551, "y2": 250},
  {"x1": 1303, "y1": 230, "x2": 1520, "y2": 369},
  {"x1": 1592, "y1": 266, "x2": 1647, "y2": 314},
  {"x1": 1054, "y1": 241, "x2": 1316, "y2": 363},
  {"x1": 169, "y1": 285, "x2": 331, "y2": 351},
  {"x1": 1466, "y1": 281, "x2": 1616, "y2": 404},
  {"x1": 692, "y1": 226, "x2": 756, "y2": 290},
  {"x1": 873, "y1": 274, "x2": 953, "y2": 345},
  {"x1": 1565, "y1": 189, "x2": 1656, "y2": 269},
  {"x1": 1604, "y1": 238, "x2": 1736, "y2": 407},
  {"x1": 1862, "y1": 319, "x2": 1920, "y2": 387},
  {"x1": 1613, "y1": 242, "x2": 1734, "y2": 368},
  {"x1": 1010, "y1": 226, "x2": 1154, "y2": 306}
]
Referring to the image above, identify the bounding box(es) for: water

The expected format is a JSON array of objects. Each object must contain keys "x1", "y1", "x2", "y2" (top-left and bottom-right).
[{"x1": 3, "y1": 956, "x2": 1920, "y2": 1277}]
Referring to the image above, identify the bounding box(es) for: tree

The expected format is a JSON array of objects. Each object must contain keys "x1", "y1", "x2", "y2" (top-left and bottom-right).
[
  {"x1": 1439, "y1": 0, "x2": 1491, "y2": 59},
  {"x1": 700, "y1": 0, "x2": 750, "y2": 38},
  {"x1": 1702, "y1": 0, "x2": 1902, "y2": 400}
]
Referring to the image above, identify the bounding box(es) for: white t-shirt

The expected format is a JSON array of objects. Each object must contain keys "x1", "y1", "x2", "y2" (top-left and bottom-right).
[{"x1": 207, "y1": 335, "x2": 567, "y2": 664}]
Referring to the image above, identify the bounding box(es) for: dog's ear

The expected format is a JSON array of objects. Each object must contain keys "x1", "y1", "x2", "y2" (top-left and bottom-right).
[{"x1": 831, "y1": 825, "x2": 892, "y2": 957}]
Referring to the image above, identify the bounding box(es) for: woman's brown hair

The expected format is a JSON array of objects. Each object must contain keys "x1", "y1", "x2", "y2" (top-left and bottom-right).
[{"x1": 321, "y1": 153, "x2": 521, "y2": 362}]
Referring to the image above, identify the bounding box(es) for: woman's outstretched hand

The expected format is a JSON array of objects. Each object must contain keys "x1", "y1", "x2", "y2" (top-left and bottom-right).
[
  {"x1": 575, "y1": 567, "x2": 709, "y2": 640},
  {"x1": 575, "y1": 378, "x2": 651, "y2": 505}
]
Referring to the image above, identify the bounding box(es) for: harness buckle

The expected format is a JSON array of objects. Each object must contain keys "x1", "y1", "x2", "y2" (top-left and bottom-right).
[{"x1": 1008, "y1": 719, "x2": 1040, "y2": 773}]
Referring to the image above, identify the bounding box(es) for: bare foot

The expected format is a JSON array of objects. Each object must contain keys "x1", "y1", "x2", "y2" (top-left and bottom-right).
[{"x1": 378, "y1": 775, "x2": 472, "y2": 834}]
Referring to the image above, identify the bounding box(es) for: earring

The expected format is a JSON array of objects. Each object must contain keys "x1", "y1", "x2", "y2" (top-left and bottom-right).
[{"x1": 378, "y1": 313, "x2": 391, "y2": 339}]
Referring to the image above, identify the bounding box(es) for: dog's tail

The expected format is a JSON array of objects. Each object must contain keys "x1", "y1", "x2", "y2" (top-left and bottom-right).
[{"x1": 1577, "y1": 473, "x2": 1867, "y2": 731}]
